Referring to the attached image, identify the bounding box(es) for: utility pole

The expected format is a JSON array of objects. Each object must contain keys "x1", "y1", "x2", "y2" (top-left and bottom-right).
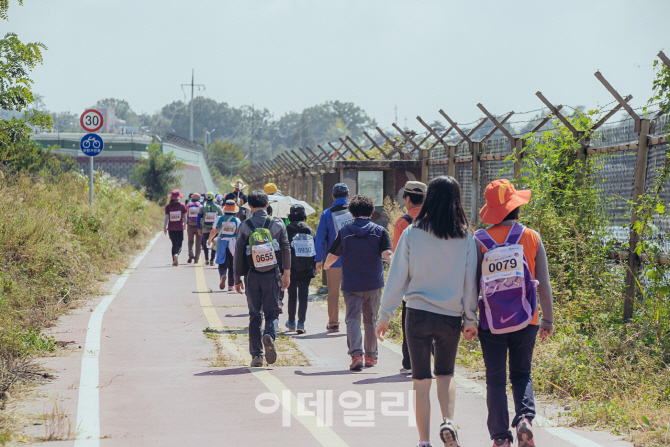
[
  {"x1": 181, "y1": 69, "x2": 205, "y2": 141},
  {"x1": 204, "y1": 128, "x2": 215, "y2": 151},
  {"x1": 249, "y1": 105, "x2": 255, "y2": 164}
]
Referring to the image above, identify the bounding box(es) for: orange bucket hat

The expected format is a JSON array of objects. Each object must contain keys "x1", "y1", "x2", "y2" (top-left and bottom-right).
[
  {"x1": 223, "y1": 199, "x2": 239, "y2": 214},
  {"x1": 479, "y1": 179, "x2": 532, "y2": 225}
]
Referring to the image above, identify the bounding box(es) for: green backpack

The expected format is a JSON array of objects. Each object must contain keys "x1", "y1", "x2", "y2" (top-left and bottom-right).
[
  {"x1": 245, "y1": 217, "x2": 278, "y2": 273},
  {"x1": 202, "y1": 202, "x2": 219, "y2": 229}
]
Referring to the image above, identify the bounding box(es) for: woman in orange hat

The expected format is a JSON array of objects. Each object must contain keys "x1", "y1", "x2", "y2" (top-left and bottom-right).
[
  {"x1": 476, "y1": 179, "x2": 555, "y2": 447},
  {"x1": 208, "y1": 200, "x2": 241, "y2": 291}
]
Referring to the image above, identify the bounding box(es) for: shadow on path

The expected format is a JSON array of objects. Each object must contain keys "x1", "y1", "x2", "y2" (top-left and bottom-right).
[{"x1": 194, "y1": 368, "x2": 251, "y2": 377}]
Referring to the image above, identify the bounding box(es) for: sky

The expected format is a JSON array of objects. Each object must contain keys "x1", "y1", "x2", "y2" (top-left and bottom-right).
[{"x1": 5, "y1": 0, "x2": 670, "y2": 128}]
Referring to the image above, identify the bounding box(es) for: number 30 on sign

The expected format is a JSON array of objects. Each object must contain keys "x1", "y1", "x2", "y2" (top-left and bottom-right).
[{"x1": 80, "y1": 109, "x2": 104, "y2": 132}]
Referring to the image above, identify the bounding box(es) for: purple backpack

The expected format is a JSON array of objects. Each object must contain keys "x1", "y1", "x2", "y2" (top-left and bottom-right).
[
  {"x1": 474, "y1": 222, "x2": 537, "y2": 334},
  {"x1": 186, "y1": 202, "x2": 201, "y2": 226}
]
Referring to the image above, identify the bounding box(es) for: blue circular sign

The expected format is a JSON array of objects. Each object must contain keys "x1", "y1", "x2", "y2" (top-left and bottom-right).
[{"x1": 80, "y1": 133, "x2": 104, "y2": 156}]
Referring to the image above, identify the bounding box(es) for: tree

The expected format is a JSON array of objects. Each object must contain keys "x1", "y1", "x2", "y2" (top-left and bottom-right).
[
  {"x1": 92, "y1": 98, "x2": 140, "y2": 126},
  {"x1": 131, "y1": 143, "x2": 184, "y2": 202},
  {"x1": 207, "y1": 139, "x2": 248, "y2": 179}
]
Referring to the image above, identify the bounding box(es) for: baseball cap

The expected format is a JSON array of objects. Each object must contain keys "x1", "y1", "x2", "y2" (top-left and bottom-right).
[
  {"x1": 333, "y1": 183, "x2": 349, "y2": 195},
  {"x1": 404, "y1": 181, "x2": 427, "y2": 195}
]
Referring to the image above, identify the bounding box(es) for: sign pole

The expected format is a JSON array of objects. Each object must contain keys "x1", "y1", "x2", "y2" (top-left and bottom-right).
[
  {"x1": 89, "y1": 156, "x2": 94, "y2": 206},
  {"x1": 79, "y1": 109, "x2": 105, "y2": 207}
]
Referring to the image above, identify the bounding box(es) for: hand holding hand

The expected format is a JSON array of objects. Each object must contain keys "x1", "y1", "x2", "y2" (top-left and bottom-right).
[
  {"x1": 375, "y1": 322, "x2": 389, "y2": 342},
  {"x1": 462, "y1": 327, "x2": 478, "y2": 341}
]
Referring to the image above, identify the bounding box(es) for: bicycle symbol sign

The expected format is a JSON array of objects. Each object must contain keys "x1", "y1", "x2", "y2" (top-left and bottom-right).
[
  {"x1": 80, "y1": 109, "x2": 104, "y2": 132},
  {"x1": 80, "y1": 133, "x2": 104, "y2": 157}
]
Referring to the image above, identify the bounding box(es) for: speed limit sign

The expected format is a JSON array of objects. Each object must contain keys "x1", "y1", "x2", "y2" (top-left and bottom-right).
[{"x1": 80, "y1": 109, "x2": 104, "y2": 132}]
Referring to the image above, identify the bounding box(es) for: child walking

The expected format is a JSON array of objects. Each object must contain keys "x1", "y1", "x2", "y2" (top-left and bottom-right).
[
  {"x1": 476, "y1": 179, "x2": 555, "y2": 447},
  {"x1": 285, "y1": 204, "x2": 316, "y2": 334}
]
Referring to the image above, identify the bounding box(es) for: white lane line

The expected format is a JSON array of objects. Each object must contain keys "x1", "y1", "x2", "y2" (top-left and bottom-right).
[
  {"x1": 378, "y1": 338, "x2": 605, "y2": 447},
  {"x1": 74, "y1": 232, "x2": 160, "y2": 447}
]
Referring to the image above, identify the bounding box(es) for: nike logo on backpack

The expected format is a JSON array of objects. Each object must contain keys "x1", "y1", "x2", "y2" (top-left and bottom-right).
[{"x1": 501, "y1": 313, "x2": 518, "y2": 324}]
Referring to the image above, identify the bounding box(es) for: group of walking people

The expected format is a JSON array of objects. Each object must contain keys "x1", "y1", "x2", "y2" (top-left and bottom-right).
[
  {"x1": 165, "y1": 174, "x2": 554, "y2": 447},
  {"x1": 316, "y1": 176, "x2": 554, "y2": 447}
]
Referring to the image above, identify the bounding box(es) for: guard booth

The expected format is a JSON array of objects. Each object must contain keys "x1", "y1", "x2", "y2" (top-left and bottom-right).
[{"x1": 321, "y1": 159, "x2": 422, "y2": 229}]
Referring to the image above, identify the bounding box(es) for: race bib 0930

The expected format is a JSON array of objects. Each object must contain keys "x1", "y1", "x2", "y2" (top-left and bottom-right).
[
  {"x1": 332, "y1": 210, "x2": 354, "y2": 232},
  {"x1": 293, "y1": 239, "x2": 315, "y2": 257}
]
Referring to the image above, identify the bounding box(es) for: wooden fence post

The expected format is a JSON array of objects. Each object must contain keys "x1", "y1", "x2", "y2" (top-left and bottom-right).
[
  {"x1": 624, "y1": 118, "x2": 650, "y2": 320},
  {"x1": 420, "y1": 149, "x2": 429, "y2": 183},
  {"x1": 471, "y1": 141, "x2": 481, "y2": 224}
]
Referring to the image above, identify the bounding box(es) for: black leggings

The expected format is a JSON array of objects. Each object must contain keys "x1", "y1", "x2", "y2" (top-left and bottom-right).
[
  {"x1": 168, "y1": 230, "x2": 183, "y2": 257},
  {"x1": 201, "y1": 231, "x2": 211, "y2": 260},
  {"x1": 287, "y1": 277, "x2": 311, "y2": 323},
  {"x1": 217, "y1": 249, "x2": 235, "y2": 287}
]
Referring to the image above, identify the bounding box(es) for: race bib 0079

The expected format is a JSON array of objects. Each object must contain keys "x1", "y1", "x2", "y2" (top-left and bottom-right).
[{"x1": 482, "y1": 244, "x2": 524, "y2": 283}]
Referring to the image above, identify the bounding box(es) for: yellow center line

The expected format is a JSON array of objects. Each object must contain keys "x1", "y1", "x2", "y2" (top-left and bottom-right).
[{"x1": 194, "y1": 260, "x2": 349, "y2": 447}]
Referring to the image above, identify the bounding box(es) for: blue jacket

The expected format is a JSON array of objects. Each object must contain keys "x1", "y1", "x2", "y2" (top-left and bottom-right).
[
  {"x1": 315, "y1": 197, "x2": 349, "y2": 267},
  {"x1": 340, "y1": 218, "x2": 385, "y2": 292}
]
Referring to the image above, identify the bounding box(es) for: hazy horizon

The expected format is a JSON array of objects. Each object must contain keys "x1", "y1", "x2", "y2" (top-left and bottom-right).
[{"x1": 6, "y1": 0, "x2": 670, "y2": 128}]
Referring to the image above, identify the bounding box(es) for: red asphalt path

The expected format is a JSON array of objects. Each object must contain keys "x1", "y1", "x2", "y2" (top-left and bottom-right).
[{"x1": 23, "y1": 235, "x2": 632, "y2": 447}]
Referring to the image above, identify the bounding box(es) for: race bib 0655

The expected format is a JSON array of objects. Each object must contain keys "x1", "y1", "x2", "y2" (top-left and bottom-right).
[{"x1": 252, "y1": 243, "x2": 277, "y2": 268}]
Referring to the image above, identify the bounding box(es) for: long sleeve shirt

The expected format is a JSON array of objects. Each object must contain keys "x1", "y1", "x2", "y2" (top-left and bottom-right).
[{"x1": 380, "y1": 225, "x2": 479, "y2": 328}]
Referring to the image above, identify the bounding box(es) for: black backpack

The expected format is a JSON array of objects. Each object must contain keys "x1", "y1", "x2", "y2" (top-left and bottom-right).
[{"x1": 401, "y1": 214, "x2": 413, "y2": 224}]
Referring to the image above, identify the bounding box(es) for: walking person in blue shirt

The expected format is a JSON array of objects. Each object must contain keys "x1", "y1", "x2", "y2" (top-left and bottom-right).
[
  {"x1": 315, "y1": 183, "x2": 352, "y2": 333},
  {"x1": 323, "y1": 195, "x2": 392, "y2": 371},
  {"x1": 208, "y1": 200, "x2": 241, "y2": 291}
]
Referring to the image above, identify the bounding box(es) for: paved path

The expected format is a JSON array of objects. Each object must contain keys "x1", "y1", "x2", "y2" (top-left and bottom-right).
[{"x1": 24, "y1": 235, "x2": 632, "y2": 447}]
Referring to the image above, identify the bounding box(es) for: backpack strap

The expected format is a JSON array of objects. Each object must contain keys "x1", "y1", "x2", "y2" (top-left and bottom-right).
[
  {"x1": 262, "y1": 217, "x2": 273, "y2": 230},
  {"x1": 504, "y1": 221, "x2": 526, "y2": 245},
  {"x1": 474, "y1": 229, "x2": 497, "y2": 251},
  {"x1": 401, "y1": 214, "x2": 413, "y2": 224}
]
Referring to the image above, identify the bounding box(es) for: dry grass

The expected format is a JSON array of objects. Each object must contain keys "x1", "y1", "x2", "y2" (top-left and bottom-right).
[{"x1": 203, "y1": 328, "x2": 309, "y2": 367}]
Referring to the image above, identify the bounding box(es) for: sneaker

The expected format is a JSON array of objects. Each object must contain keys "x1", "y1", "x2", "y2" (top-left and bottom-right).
[
  {"x1": 187, "y1": 256, "x2": 193, "y2": 264},
  {"x1": 262, "y1": 334, "x2": 277, "y2": 365},
  {"x1": 219, "y1": 276, "x2": 226, "y2": 290},
  {"x1": 364, "y1": 355, "x2": 377, "y2": 367},
  {"x1": 492, "y1": 440, "x2": 511, "y2": 447},
  {"x1": 250, "y1": 355, "x2": 263, "y2": 367},
  {"x1": 285, "y1": 320, "x2": 297, "y2": 332},
  {"x1": 416, "y1": 443, "x2": 433, "y2": 447},
  {"x1": 349, "y1": 355, "x2": 364, "y2": 371},
  {"x1": 400, "y1": 367, "x2": 412, "y2": 375},
  {"x1": 439, "y1": 419, "x2": 461, "y2": 447},
  {"x1": 228, "y1": 286, "x2": 234, "y2": 292},
  {"x1": 279, "y1": 300, "x2": 284, "y2": 314},
  {"x1": 326, "y1": 324, "x2": 340, "y2": 333},
  {"x1": 172, "y1": 255, "x2": 178, "y2": 266},
  {"x1": 194, "y1": 257, "x2": 199, "y2": 264},
  {"x1": 296, "y1": 323, "x2": 306, "y2": 334},
  {"x1": 516, "y1": 417, "x2": 535, "y2": 447}
]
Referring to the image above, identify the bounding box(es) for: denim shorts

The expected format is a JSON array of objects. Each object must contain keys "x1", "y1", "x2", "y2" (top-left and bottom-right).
[{"x1": 405, "y1": 307, "x2": 462, "y2": 380}]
